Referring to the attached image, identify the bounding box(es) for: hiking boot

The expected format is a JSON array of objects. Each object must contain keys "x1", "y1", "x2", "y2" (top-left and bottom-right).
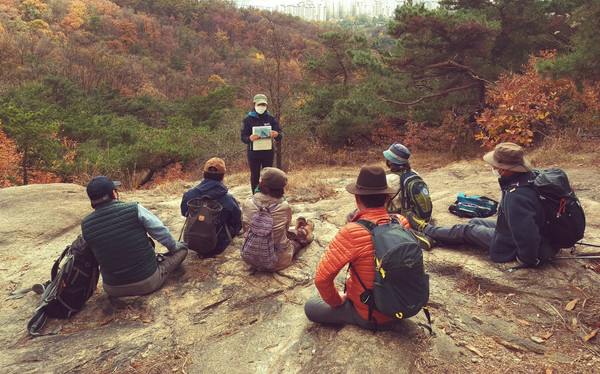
[
  {"x1": 295, "y1": 216, "x2": 307, "y2": 229},
  {"x1": 406, "y1": 211, "x2": 427, "y2": 232},
  {"x1": 410, "y1": 229, "x2": 437, "y2": 251}
]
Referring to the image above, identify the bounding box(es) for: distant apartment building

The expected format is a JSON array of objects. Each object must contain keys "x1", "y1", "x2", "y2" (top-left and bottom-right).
[{"x1": 236, "y1": 0, "x2": 439, "y2": 21}]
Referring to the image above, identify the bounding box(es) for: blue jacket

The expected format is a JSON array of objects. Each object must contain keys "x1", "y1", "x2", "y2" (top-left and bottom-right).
[
  {"x1": 491, "y1": 171, "x2": 558, "y2": 264},
  {"x1": 241, "y1": 110, "x2": 282, "y2": 158},
  {"x1": 181, "y1": 179, "x2": 242, "y2": 255}
]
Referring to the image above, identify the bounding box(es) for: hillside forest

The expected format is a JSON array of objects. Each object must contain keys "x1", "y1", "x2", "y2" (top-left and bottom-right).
[{"x1": 1, "y1": 0, "x2": 599, "y2": 187}]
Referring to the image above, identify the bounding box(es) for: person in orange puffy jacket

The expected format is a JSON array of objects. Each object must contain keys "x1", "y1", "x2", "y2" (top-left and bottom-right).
[{"x1": 304, "y1": 165, "x2": 411, "y2": 330}]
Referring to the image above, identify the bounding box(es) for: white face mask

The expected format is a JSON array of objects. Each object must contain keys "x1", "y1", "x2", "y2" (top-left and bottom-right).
[
  {"x1": 492, "y1": 168, "x2": 501, "y2": 179},
  {"x1": 255, "y1": 105, "x2": 267, "y2": 115}
]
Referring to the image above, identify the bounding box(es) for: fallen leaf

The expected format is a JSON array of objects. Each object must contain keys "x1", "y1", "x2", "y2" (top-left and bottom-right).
[
  {"x1": 517, "y1": 318, "x2": 531, "y2": 326},
  {"x1": 531, "y1": 336, "x2": 545, "y2": 344},
  {"x1": 540, "y1": 332, "x2": 554, "y2": 339},
  {"x1": 545, "y1": 368, "x2": 555, "y2": 374},
  {"x1": 572, "y1": 318, "x2": 578, "y2": 329},
  {"x1": 565, "y1": 298, "x2": 580, "y2": 311},
  {"x1": 465, "y1": 344, "x2": 484, "y2": 357},
  {"x1": 584, "y1": 328, "x2": 598, "y2": 342}
]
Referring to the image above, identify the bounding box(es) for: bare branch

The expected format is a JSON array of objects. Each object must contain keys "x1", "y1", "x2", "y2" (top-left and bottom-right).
[
  {"x1": 379, "y1": 83, "x2": 479, "y2": 106},
  {"x1": 426, "y1": 60, "x2": 496, "y2": 86}
]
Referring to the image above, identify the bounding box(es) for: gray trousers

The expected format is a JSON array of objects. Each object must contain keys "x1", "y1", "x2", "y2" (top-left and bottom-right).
[
  {"x1": 304, "y1": 297, "x2": 396, "y2": 331},
  {"x1": 103, "y1": 249, "x2": 188, "y2": 297},
  {"x1": 424, "y1": 218, "x2": 495, "y2": 250}
]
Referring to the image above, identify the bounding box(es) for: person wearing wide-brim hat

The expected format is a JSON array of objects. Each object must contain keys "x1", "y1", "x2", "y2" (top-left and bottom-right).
[
  {"x1": 406, "y1": 142, "x2": 559, "y2": 266},
  {"x1": 304, "y1": 166, "x2": 412, "y2": 331},
  {"x1": 240, "y1": 94, "x2": 282, "y2": 194}
]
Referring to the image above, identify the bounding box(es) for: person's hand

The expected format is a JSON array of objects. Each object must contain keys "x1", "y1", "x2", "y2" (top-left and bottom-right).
[
  {"x1": 249, "y1": 134, "x2": 260, "y2": 141},
  {"x1": 270, "y1": 130, "x2": 278, "y2": 138},
  {"x1": 172, "y1": 241, "x2": 188, "y2": 252},
  {"x1": 338, "y1": 291, "x2": 348, "y2": 304}
]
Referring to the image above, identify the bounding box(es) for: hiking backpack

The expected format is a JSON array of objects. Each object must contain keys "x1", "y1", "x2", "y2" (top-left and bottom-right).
[
  {"x1": 27, "y1": 235, "x2": 100, "y2": 335},
  {"x1": 449, "y1": 194, "x2": 499, "y2": 218},
  {"x1": 240, "y1": 199, "x2": 282, "y2": 271},
  {"x1": 353, "y1": 217, "x2": 431, "y2": 332},
  {"x1": 399, "y1": 171, "x2": 433, "y2": 221},
  {"x1": 525, "y1": 167, "x2": 585, "y2": 249},
  {"x1": 183, "y1": 195, "x2": 224, "y2": 255}
]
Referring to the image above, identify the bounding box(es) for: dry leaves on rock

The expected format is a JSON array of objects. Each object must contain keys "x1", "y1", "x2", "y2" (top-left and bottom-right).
[
  {"x1": 565, "y1": 298, "x2": 580, "y2": 311},
  {"x1": 584, "y1": 328, "x2": 598, "y2": 342},
  {"x1": 465, "y1": 344, "x2": 484, "y2": 357}
]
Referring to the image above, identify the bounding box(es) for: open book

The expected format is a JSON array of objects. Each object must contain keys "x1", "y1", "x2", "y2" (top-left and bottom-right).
[{"x1": 252, "y1": 126, "x2": 272, "y2": 151}]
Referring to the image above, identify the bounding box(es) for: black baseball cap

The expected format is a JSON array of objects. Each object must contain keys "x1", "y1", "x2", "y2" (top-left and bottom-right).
[{"x1": 86, "y1": 176, "x2": 121, "y2": 199}]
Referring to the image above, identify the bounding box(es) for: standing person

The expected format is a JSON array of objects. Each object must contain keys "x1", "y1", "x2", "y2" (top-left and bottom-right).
[
  {"x1": 384, "y1": 142, "x2": 433, "y2": 222},
  {"x1": 180, "y1": 157, "x2": 242, "y2": 257},
  {"x1": 241, "y1": 167, "x2": 313, "y2": 271},
  {"x1": 241, "y1": 94, "x2": 282, "y2": 194},
  {"x1": 304, "y1": 166, "x2": 411, "y2": 330},
  {"x1": 81, "y1": 176, "x2": 188, "y2": 297},
  {"x1": 407, "y1": 142, "x2": 559, "y2": 266}
]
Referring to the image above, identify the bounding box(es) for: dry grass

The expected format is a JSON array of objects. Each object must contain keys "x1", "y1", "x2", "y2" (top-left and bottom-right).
[
  {"x1": 529, "y1": 134, "x2": 600, "y2": 169},
  {"x1": 134, "y1": 136, "x2": 599, "y2": 196}
]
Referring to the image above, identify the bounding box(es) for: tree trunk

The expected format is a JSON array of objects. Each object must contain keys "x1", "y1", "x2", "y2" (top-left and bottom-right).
[{"x1": 22, "y1": 151, "x2": 28, "y2": 185}]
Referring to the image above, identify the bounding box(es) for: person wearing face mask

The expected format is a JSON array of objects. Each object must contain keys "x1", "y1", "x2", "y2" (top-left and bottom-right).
[
  {"x1": 406, "y1": 142, "x2": 559, "y2": 267},
  {"x1": 241, "y1": 94, "x2": 282, "y2": 194}
]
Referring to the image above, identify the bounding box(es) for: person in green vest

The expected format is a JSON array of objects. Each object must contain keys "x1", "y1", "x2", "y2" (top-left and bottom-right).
[{"x1": 81, "y1": 176, "x2": 188, "y2": 297}]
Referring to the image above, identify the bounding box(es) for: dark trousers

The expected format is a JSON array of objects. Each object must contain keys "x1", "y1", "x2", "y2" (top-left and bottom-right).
[
  {"x1": 248, "y1": 152, "x2": 274, "y2": 194},
  {"x1": 424, "y1": 218, "x2": 495, "y2": 250},
  {"x1": 304, "y1": 297, "x2": 396, "y2": 331}
]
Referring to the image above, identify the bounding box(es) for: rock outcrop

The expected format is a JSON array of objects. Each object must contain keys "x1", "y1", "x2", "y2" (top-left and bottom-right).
[{"x1": 1, "y1": 162, "x2": 598, "y2": 373}]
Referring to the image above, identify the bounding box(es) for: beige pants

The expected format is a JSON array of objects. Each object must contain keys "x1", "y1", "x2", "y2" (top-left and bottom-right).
[{"x1": 103, "y1": 249, "x2": 188, "y2": 297}]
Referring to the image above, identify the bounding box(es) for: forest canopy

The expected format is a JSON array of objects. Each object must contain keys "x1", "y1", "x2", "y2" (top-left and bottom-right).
[{"x1": 1, "y1": 0, "x2": 599, "y2": 187}]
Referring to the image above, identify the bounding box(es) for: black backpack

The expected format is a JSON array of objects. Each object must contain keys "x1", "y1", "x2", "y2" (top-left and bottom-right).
[
  {"x1": 352, "y1": 217, "x2": 431, "y2": 332},
  {"x1": 183, "y1": 195, "x2": 226, "y2": 255},
  {"x1": 526, "y1": 167, "x2": 586, "y2": 249},
  {"x1": 27, "y1": 235, "x2": 100, "y2": 335}
]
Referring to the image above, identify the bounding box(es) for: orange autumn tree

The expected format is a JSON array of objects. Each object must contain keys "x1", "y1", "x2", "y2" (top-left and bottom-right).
[
  {"x1": 0, "y1": 119, "x2": 22, "y2": 187},
  {"x1": 476, "y1": 52, "x2": 574, "y2": 149}
]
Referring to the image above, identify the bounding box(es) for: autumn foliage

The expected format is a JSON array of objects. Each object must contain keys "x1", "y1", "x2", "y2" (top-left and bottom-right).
[
  {"x1": 476, "y1": 52, "x2": 584, "y2": 149},
  {"x1": 0, "y1": 120, "x2": 21, "y2": 187}
]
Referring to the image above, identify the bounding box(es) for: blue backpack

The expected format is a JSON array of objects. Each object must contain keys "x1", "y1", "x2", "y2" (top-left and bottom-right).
[{"x1": 449, "y1": 194, "x2": 499, "y2": 218}]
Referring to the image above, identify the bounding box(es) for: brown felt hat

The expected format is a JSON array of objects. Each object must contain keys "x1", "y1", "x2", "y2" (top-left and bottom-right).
[
  {"x1": 260, "y1": 167, "x2": 287, "y2": 189},
  {"x1": 483, "y1": 142, "x2": 532, "y2": 172},
  {"x1": 346, "y1": 166, "x2": 396, "y2": 195}
]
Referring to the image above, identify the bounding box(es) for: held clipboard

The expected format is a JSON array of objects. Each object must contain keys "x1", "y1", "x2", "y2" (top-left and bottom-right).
[{"x1": 252, "y1": 125, "x2": 272, "y2": 151}]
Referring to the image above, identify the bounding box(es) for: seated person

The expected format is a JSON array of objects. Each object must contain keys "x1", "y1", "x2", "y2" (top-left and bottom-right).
[
  {"x1": 81, "y1": 176, "x2": 187, "y2": 297},
  {"x1": 181, "y1": 158, "x2": 242, "y2": 256},
  {"x1": 407, "y1": 142, "x2": 559, "y2": 266},
  {"x1": 305, "y1": 166, "x2": 410, "y2": 330},
  {"x1": 241, "y1": 167, "x2": 313, "y2": 271},
  {"x1": 383, "y1": 142, "x2": 433, "y2": 222}
]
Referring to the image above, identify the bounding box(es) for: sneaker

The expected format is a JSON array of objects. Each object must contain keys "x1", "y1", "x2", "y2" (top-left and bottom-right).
[
  {"x1": 406, "y1": 211, "x2": 427, "y2": 232},
  {"x1": 410, "y1": 229, "x2": 436, "y2": 251}
]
